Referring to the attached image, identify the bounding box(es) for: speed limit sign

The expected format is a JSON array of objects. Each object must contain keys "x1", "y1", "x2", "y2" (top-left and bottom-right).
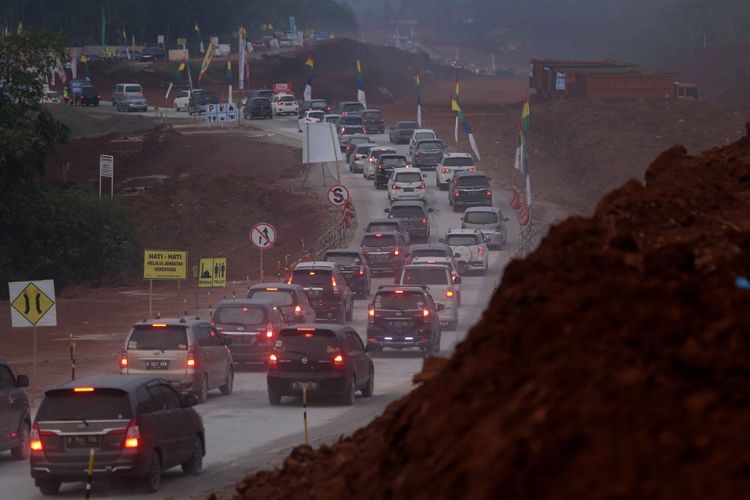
[{"x1": 327, "y1": 184, "x2": 350, "y2": 206}]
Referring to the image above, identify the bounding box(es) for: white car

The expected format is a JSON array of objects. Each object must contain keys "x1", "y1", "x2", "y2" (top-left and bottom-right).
[
  {"x1": 349, "y1": 143, "x2": 377, "y2": 173},
  {"x1": 436, "y1": 152, "x2": 475, "y2": 189},
  {"x1": 410, "y1": 256, "x2": 463, "y2": 307},
  {"x1": 388, "y1": 167, "x2": 427, "y2": 202},
  {"x1": 397, "y1": 264, "x2": 459, "y2": 330},
  {"x1": 173, "y1": 89, "x2": 202, "y2": 111},
  {"x1": 297, "y1": 110, "x2": 325, "y2": 132},
  {"x1": 363, "y1": 147, "x2": 396, "y2": 180},
  {"x1": 443, "y1": 229, "x2": 489, "y2": 275},
  {"x1": 408, "y1": 129, "x2": 437, "y2": 156},
  {"x1": 272, "y1": 93, "x2": 299, "y2": 116},
  {"x1": 461, "y1": 207, "x2": 508, "y2": 249}
]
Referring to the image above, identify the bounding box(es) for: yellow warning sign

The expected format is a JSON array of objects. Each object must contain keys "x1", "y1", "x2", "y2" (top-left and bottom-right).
[
  {"x1": 199, "y1": 257, "x2": 227, "y2": 288},
  {"x1": 144, "y1": 250, "x2": 187, "y2": 280},
  {"x1": 11, "y1": 282, "x2": 55, "y2": 326}
]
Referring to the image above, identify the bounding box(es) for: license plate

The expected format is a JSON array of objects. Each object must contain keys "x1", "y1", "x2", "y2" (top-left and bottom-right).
[
  {"x1": 388, "y1": 320, "x2": 411, "y2": 329},
  {"x1": 404, "y1": 188, "x2": 415, "y2": 192},
  {"x1": 66, "y1": 435, "x2": 100, "y2": 448},
  {"x1": 233, "y1": 335, "x2": 256, "y2": 344},
  {"x1": 291, "y1": 381, "x2": 318, "y2": 390},
  {"x1": 145, "y1": 360, "x2": 169, "y2": 370}
]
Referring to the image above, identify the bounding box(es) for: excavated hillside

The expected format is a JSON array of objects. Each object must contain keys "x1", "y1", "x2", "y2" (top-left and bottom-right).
[{"x1": 227, "y1": 125, "x2": 750, "y2": 499}]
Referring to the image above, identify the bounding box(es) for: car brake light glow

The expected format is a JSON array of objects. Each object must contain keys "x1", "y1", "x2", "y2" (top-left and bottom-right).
[
  {"x1": 392, "y1": 184, "x2": 400, "y2": 189},
  {"x1": 441, "y1": 167, "x2": 449, "y2": 173},
  {"x1": 119, "y1": 352, "x2": 128, "y2": 368},
  {"x1": 297, "y1": 327, "x2": 316, "y2": 331},
  {"x1": 422, "y1": 217, "x2": 427, "y2": 225},
  {"x1": 423, "y1": 308, "x2": 430, "y2": 317},
  {"x1": 368, "y1": 307, "x2": 375, "y2": 317},
  {"x1": 394, "y1": 290, "x2": 404, "y2": 294},
  {"x1": 368, "y1": 338, "x2": 376, "y2": 343},
  {"x1": 266, "y1": 323, "x2": 274, "y2": 338},
  {"x1": 269, "y1": 353, "x2": 278, "y2": 367},
  {"x1": 418, "y1": 183, "x2": 425, "y2": 189},
  {"x1": 266, "y1": 287, "x2": 279, "y2": 291},
  {"x1": 152, "y1": 323, "x2": 167, "y2": 327},
  {"x1": 376, "y1": 233, "x2": 382, "y2": 237},
  {"x1": 295, "y1": 305, "x2": 302, "y2": 314},
  {"x1": 477, "y1": 246, "x2": 484, "y2": 255},
  {"x1": 308, "y1": 271, "x2": 316, "y2": 276},
  {"x1": 394, "y1": 248, "x2": 400, "y2": 256},
  {"x1": 124, "y1": 421, "x2": 140, "y2": 448},
  {"x1": 447, "y1": 290, "x2": 455, "y2": 298},
  {"x1": 486, "y1": 190, "x2": 492, "y2": 196},
  {"x1": 359, "y1": 265, "x2": 365, "y2": 275},
  {"x1": 187, "y1": 349, "x2": 196, "y2": 368},
  {"x1": 333, "y1": 354, "x2": 344, "y2": 365},
  {"x1": 468, "y1": 167, "x2": 477, "y2": 172},
  {"x1": 454, "y1": 191, "x2": 460, "y2": 197},
  {"x1": 74, "y1": 387, "x2": 95, "y2": 392},
  {"x1": 30, "y1": 424, "x2": 43, "y2": 451}
]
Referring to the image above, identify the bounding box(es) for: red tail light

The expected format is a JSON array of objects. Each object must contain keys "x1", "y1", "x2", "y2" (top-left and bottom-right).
[
  {"x1": 441, "y1": 167, "x2": 449, "y2": 173},
  {"x1": 268, "y1": 353, "x2": 278, "y2": 368},
  {"x1": 265, "y1": 323, "x2": 274, "y2": 338},
  {"x1": 477, "y1": 246, "x2": 484, "y2": 255},
  {"x1": 124, "y1": 420, "x2": 140, "y2": 449},
  {"x1": 333, "y1": 354, "x2": 345, "y2": 368},
  {"x1": 394, "y1": 248, "x2": 400, "y2": 256},
  {"x1": 421, "y1": 217, "x2": 427, "y2": 225},
  {"x1": 418, "y1": 183, "x2": 425, "y2": 189},
  {"x1": 454, "y1": 190, "x2": 460, "y2": 197},
  {"x1": 119, "y1": 351, "x2": 128, "y2": 368},
  {"x1": 368, "y1": 306, "x2": 375, "y2": 323},
  {"x1": 486, "y1": 190, "x2": 492, "y2": 196},
  {"x1": 392, "y1": 184, "x2": 400, "y2": 189},
  {"x1": 186, "y1": 348, "x2": 196, "y2": 368},
  {"x1": 331, "y1": 275, "x2": 338, "y2": 290},
  {"x1": 422, "y1": 308, "x2": 430, "y2": 318},
  {"x1": 30, "y1": 423, "x2": 43, "y2": 451},
  {"x1": 358, "y1": 265, "x2": 365, "y2": 275},
  {"x1": 295, "y1": 305, "x2": 302, "y2": 315}
]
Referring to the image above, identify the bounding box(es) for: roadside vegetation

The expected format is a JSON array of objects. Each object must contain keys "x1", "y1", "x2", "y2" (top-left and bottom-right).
[{"x1": 0, "y1": 31, "x2": 140, "y2": 297}]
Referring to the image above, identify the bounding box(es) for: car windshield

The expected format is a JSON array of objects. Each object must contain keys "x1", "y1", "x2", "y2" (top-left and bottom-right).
[
  {"x1": 374, "y1": 291, "x2": 425, "y2": 310},
  {"x1": 457, "y1": 176, "x2": 489, "y2": 188},
  {"x1": 362, "y1": 234, "x2": 397, "y2": 247},
  {"x1": 403, "y1": 267, "x2": 449, "y2": 285},
  {"x1": 128, "y1": 326, "x2": 188, "y2": 350},
  {"x1": 247, "y1": 289, "x2": 296, "y2": 306},
  {"x1": 418, "y1": 141, "x2": 443, "y2": 149},
  {"x1": 414, "y1": 132, "x2": 434, "y2": 141},
  {"x1": 37, "y1": 389, "x2": 132, "y2": 421},
  {"x1": 214, "y1": 305, "x2": 267, "y2": 326},
  {"x1": 277, "y1": 329, "x2": 341, "y2": 355},
  {"x1": 464, "y1": 211, "x2": 499, "y2": 224},
  {"x1": 443, "y1": 156, "x2": 475, "y2": 167},
  {"x1": 325, "y1": 253, "x2": 361, "y2": 265},
  {"x1": 397, "y1": 122, "x2": 418, "y2": 130},
  {"x1": 291, "y1": 269, "x2": 333, "y2": 286},
  {"x1": 363, "y1": 111, "x2": 383, "y2": 119},
  {"x1": 412, "y1": 249, "x2": 449, "y2": 259},
  {"x1": 446, "y1": 234, "x2": 481, "y2": 246},
  {"x1": 381, "y1": 156, "x2": 408, "y2": 167},
  {"x1": 394, "y1": 172, "x2": 422, "y2": 183},
  {"x1": 390, "y1": 206, "x2": 425, "y2": 218}
]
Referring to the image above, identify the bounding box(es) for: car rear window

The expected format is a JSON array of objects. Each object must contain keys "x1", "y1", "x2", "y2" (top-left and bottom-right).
[
  {"x1": 381, "y1": 156, "x2": 408, "y2": 167},
  {"x1": 418, "y1": 140, "x2": 443, "y2": 149},
  {"x1": 362, "y1": 234, "x2": 397, "y2": 247},
  {"x1": 443, "y1": 156, "x2": 474, "y2": 167},
  {"x1": 324, "y1": 115, "x2": 339, "y2": 123},
  {"x1": 350, "y1": 137, "x2": 369, "y2": 145},
  {"x1": 366, "y1": 222, "x2": 398, "y2": 233},
  {"x1": 37, "y1": 389, "x2": 132, "y2": 421},
  {"x1": 362, "y1": 111, "x2": 382, "y2": 119},
  {"x1": 247, "y1": 289, "x2": 295, "y2": 306},
  {"x1": 81, "y1": 86, "x2": 98, "y2": 95},
  {"x1": 371, "y1": 149, "x2": 395, "y2": 159},
  {"x1": 414, "y1": 132, "x2": 434, "y2": 141},
  {"x1": 402, "y1": 267, "x2": 449, "y2": 285},
  {"x1": 310, "y1": 101, "x2": 327, "y2": 110},
  {"x1": 412, "y1": 249, "x2": 450, "y2": 259},
  {"x1": 397, "y1": 122, "x2": 418, "y2": 129},
  {"x1": 291, "y1": 269, "x2": 333, "y2": 286},
  {"x1": 457, "y1": 176, "x2": 490, "y2": 187},
  {"x1": 124, "y1": 85, "x2": 141, "y2": 93},
  {"x1": 277, "y1": 329, "x2": 341, "y2": 355},
  {"x1": 374, "y1": 291, "x2": 425, "y2": 310},
  {"x1": 390, "y1": 206, "x2": 425, "y2": 218},
  {"x1": 343, "y1": 126, "x2": 364, "y2": 134},
  {"x1": 342, "y1": 103, "x2": 364, "y2": 112},
  {"x1": 325, "y1": 253, "x2": 362, "y2": 265},
  {"x1": 279, "y1": 95, "x2": 296, "y2": 102},
  {"x1": 128, "y1": 326, "x2": 188, "y2": 351},
  {"x1": 394, "y1": 172, "x2": 422, "y2": 183},
  {"x1": 356, "y1": 145, "x2": 374, "y2": 154},
  {"x1": 446, "y1": 234, "x2": 481, "y2": 246},
  {"x1": 309, "y1": 111, "x2": 325, "y2": 119},
  {"x1": 341, "y1": 115, "x2": 363, "y2": 125},
  {"x1": 464, "y1": 211, "x2": 499, "y2": 224},
  {"x1": 214, "y1": 305, "x2": 267, "y2": 326}
]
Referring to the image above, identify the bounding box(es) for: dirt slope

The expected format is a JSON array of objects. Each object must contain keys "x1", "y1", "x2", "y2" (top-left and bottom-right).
[{"x1": 229, "y1": 127, "x2": 750, "y2": 499}]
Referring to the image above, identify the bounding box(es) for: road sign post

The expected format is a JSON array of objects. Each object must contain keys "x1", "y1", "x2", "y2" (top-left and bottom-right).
[
  {"x1": 99, "y1": 154, "x2": 114, "y2": 200},
  {"x1": 143, "y1": 250, "x2": 187, "y2": 317},
  {"x1": 327, "y1": 184, "x2": 350, "y2": 207},
  {"x1": 250, "y1": 222, "x2": 278, "y2": 282}
]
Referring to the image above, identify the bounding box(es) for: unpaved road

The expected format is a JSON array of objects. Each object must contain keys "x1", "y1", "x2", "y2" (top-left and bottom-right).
[{"x1": 0, "y1": 110, "x2": 519, "y2": 499}]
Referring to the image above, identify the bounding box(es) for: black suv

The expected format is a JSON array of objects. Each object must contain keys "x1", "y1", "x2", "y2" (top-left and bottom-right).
[
  {"x1": 365, "y1": 219, "x2": 411, "y2": 245},
  {"x1": 188, "y1": 90, "x2": 218, "y2": 115},
  {"x1": 375, "y1": 154, "x2": 409, "y2": 189},
  {"x1": 361, "y1": 109, "x2": 385, "y2": 134},
  {"x1": 360, "y1": 231, "x2": 410, "y2": 275},
  {"x1": 267, "y1": 325, "x2": 374, "y2": 405},
  {"x1": 244, "y1": 97, "x2": 273, "y2": 119},
  {"x1": 449, "y1": 170, "x2": 493, "y2": 211},
  {"x1": 385, "y1": 201, "x2": 433, "y2": 242},
  {"x1": 289, "y1": 262, "x2": 354, "y2": 323},
  {"x1": 389, "y1": 121, "x2": 419, "y2": 144},
  {"x1": 0, "y1": 358, "x2": 30, "y2": 460},
  {"x1": 249, "y1": 89, "x2": 274, "y2": 99},
  {"x1": 78, "y1": 85, "x2": 100, "y2": 106},
  {"x1": 30, "y1": 375, "x2": 204, "y2": 495},
  {"x1": 322, "y1": 249, "x2": 372, "y2": 299},
  {"x1": 366, "y1": 286, "x2": 443, "y2": 356},
  {"x1": 299, "y1": 99, "x2": 329, "y2": 117},
  {"x1": 412, "y1": 139, "x2": 446, "y2": 170}
]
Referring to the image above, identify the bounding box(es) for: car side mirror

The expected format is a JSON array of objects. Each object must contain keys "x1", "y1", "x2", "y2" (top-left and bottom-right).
[
  {"x1": 223, "y1": 336, "x2": 232, "y2": 346},
  {"x1": 184, "y1": 393, "x2": 199, "y2": 407},
  {"x1": 383, "y1": 208, "x2": 390, "y2": 213},
  {"x1": 436, "y1": 304, "x2": 445, "y2": 311},
  {"x1": 422, "y1": 173, "x2": 428, "y2": 179},
  {"x1": 15, "y1": 374, "x2": 29, "y2": 388},
  {"x1": 427, "y1": 208, "x2": 434, "y2": 213}
]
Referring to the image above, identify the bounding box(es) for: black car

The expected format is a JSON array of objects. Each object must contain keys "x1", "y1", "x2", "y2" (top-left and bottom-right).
[
  {"x1": 335, "y1": 101, "x2": 364, "y2": 115},
  {"x1": 299, "y1": 99, "x2": 329, "y2": 117},
  {"x1": 267, "y1": 325, "x2": 374, "y2": 405},
  {"x1": 289, "y1": 262, "x2": 354, "y2": 323},
  {"x1": 336, "y1": 114, "x2": 363, "y2": 127},
  {"x1": 361, "y1": 109, "x2": 385, "y2": 134},
  {"x1": 188, "y1": 91, "x2": 218, "y2": 115},
  {"x1": 360, "y1": 231, "x2": 410, "y2": 275},
  {"x1": 366, "y1": 285, "x2": 443, "y2": 356},
  {"x1": 78, "y1": 85, "x2": 100, "y2": 106},
  {"x1": 385, "y1": 201, "x2": 433, "y2": 241},
  {"x1": 412, "y1": 139, "x2": 446, "y2": 170},
  {"x1": 389, "y1": 121, "x2": 419, "y2": 144},
  {"x1": 365, "y1": 219, "x2": 411, "y2": 245},
  {"x1": 375, "y1": 154, "x2": 410, "y2": 189},
  {"x1": 30, "y1": 375, "x2": 204, "y2": 495},
  {"x1": 449, "y1": 170, "x2": 493, "y2": 211},
  {"x1": 212, "y1": 300, "x2": 288, "y2": 364},
  {"x1": 245, "y1": 97, "x2": 273, "y2": 119},
  {"x1": 0, "y1": 358, "x2": 30, "y2": 460},
  {"x1": 322, "y1": 249, "x2": 372, "y2": 299}
]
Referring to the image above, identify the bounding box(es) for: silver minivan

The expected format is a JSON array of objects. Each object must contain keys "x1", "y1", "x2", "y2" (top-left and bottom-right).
[
  {"x1": 461, "y1": 206, "x2": 509, "y2": 249},
  {"x1": 112, "y1": 82, "x2": 143, "y2": 106},
  {"x1": 120, "y1": 317, "x2": 234, "y2": 403}
]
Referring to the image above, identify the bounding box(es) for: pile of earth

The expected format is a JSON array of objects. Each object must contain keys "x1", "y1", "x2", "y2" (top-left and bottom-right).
[
  {"x1": 228, "y1": 126, "x2": 750, "y2": 499},
  {"x1": 678, "y1": 43, "x2": 750, "y2": 110}
]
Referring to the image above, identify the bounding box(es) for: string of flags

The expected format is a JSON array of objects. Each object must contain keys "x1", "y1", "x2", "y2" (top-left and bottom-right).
[
  {"x1": 450, "y1": 95, "x2": 481, "y2": 161},
  {"x1": 513, "y1": 91, "x2": 533, "y2": 225}
]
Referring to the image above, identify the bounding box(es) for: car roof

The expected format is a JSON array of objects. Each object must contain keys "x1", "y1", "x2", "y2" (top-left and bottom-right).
[
  {"x1": 51, "y1": 375, "x2": 160, "y2": 392},
  {"x1": 404, "y1": 263, "x2": 451, "y2": 272},
  {"x1": 464, "y1": 206, "x2": 499, "y2": 213},
  {"x1": 416, "y1": 138, "x2": 443, "y2": 144},
  {"x1": 131, "y1": 317, "x2": 205, "y2": 327},
  {"x1": 324, "y1": 248, "x2": 365, "y2": 256},
  {"x1": 362, "y1": 108, "x2": 382, "y2": 113},
  {"x1": 395, "y1": 121, "x2": 418, "y2": 126},
  {"x1": 443, "y1": 152, "x2": 472, "y2": 158},
  {"x1": 392, "y1": 167, "x2": 420, "y2": 173},
  {"x1": 294, "y1": 261, "x2": 338, "y2": 269},
  {"x1": 371, "y1": 147, "x2": 396, "y2": 152},
  {"x1": 279, "y1": 324, "x2": 350, "y2": 334},
  {"x1": 412, "y1": 129, "x2": 435, "y2": 134},
  {"x1": 376, "y1": 285, "x2": 429, "y2": 294},
  {"x1": 355, "y1": 143, "x2": 378, "y2": 149},
  {"x1": 454, "y1": 170, "x2": 488, "y2": 178},
  {"x1": 390, "y1": 200, "x2": 427, "y2": 208},
  {"x1": 216, "y1": 299, "x2": 278, "y2": 308},
  {"x1": 116, "y1": 82, "x2": 141, "y2": 86},
  {"x1": 248, "y1": 282, "x2": 305, "y2": 293},
  {"x1": 380, "y1": 154, "x2": 408, "y2": 159},
  {"x1": 367, "y1": 218, "x2": 403, "y2": 226},
  {"x1": 410, "y1": 243, "x2": 452, "y2": 251}
]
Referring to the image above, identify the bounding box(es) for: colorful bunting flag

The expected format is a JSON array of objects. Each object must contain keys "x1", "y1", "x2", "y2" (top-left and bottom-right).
[
  {"x1": 198, "y1": 42, "x2": 214, "y2": 83},
  {"x1": 304, "y1": 52, "x2": 314, "y2": 101},
  {"x1": 356, "y1": 52, "x2": 366, "y2": 108},
  {"x1": 416, "y1": 69, "x2": 422, "y2": 127},
  {"x1": 226, "y1": 48, "x2": 233, "y2": 85}
]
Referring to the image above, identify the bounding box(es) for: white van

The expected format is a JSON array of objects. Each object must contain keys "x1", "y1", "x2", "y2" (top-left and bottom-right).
[
  {"x1": 397, "y1": 264, "x2": 459, "y2": 330},
  {"x1": 112, "y1": 83, "x2": 143, "y2": 106},
  {"x1": 173, "y1": 89, "x2": 203, "y2": 111}
]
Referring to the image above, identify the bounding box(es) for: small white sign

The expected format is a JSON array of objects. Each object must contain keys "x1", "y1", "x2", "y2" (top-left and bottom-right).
[
  {"x1": 250, "y1": 222, "x2": 277, "y2": 249},
  {"x1": 327, "y1": 184, "x2": 350, "y2": 206},
  {"x1": 99, "y1": 155, "x2": 114, "y2": 178},
  {"x1": 9, "y1": 280, "x2": 57, "y2": 328}
]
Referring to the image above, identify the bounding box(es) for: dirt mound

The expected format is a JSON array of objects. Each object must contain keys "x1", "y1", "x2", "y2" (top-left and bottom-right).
[
  {"x1": 679, "y1": 43, "x2": 750, "y2": 110},
  {"x1": 229, "y1": 126, "x2": 750, "y2": 499}
]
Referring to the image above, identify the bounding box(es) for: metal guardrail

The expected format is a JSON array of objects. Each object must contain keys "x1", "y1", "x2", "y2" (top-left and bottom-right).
[{"x1": 313, "y1": 203, "x2": 355, "y2": 258}]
